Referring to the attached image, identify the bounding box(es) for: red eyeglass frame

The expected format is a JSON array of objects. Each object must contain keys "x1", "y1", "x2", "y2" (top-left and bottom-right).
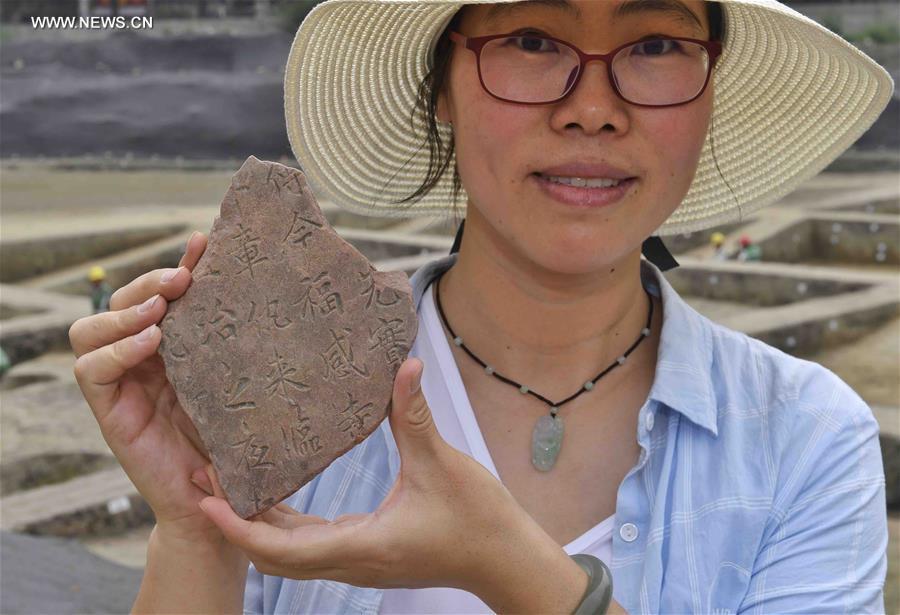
[{"x1": 447, "y1": 30, "x2": 724, "y2": 108}]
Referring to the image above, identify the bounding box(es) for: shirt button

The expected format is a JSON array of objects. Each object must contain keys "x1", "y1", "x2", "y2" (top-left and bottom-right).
[
  {"x1": 619, "y1": 522, "x2": 639, "y2": 542},
  {"x1": 645, "y1": 412, "x2": 655, "y2": 431}
]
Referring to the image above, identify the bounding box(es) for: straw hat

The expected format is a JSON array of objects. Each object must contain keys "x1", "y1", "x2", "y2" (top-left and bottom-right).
[{"x1": 283, "y1": 0, "x2": 894, "y2": 236}]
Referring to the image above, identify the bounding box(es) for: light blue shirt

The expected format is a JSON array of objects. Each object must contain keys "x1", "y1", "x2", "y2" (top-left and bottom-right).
[{"x1": 244, "y1": 252, "x2": 888, "y2": 614}]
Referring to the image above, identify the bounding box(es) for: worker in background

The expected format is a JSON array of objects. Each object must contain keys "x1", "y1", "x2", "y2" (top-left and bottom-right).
[
  {"x1": 89, "y1": 266, "x2": 114, "y2": 314},
  {"x1": 0, "y1": 346, "x2": 9, "y2": 380},
  {"x1": 710, "y1": 232, "x2": 728, "y2": 260},
  {"x1": 737, "y1": 235, "x2": 762, "y2": 262}
]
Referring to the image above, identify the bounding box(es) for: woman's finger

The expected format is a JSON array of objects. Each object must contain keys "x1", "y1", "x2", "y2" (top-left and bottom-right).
[
  {"x1": 108, "y1": 266, "x2": 192, "y2": 312},
  {"x1": 199, "y1": 496, "x2": 360, "y2": 566},
  {"x1": 177, "y1": 231, "x2": 208, "y2": 269},
  {"x1": 203, "y1": 463, "x2": 227, "y2": 499},
  {"x1": 274, "y1": 502, "x2": 297, "y2": 515},
  {"x1": 188, "y1": 468, "x2": 326, "y2": 529},
  {"x1": 189, "y1": 473, "x2": 214, "y2": 496},
  {"x1": 73, "y1": 323, "x2": 162, "y2": 422},
  {"x1": 252, "y1": 502, "x2": 298, "y2": 522},
  {"x1": 69, "y1": 293, "x2": 168, "y2": 358},
  {"x1": 106, "y1": 230, "x2": 205, "y2": 312},
  {"x1": 330, "y1": 513, "x2": 369, "y2": 527},
  {"x1": 254, "y1": 506, "x2": 331, "y2": 531}
]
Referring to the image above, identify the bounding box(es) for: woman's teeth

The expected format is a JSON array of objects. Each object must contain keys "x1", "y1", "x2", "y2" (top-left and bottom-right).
[{"x1": 539, "y1": 174, "x2": 622, "y2": 188}]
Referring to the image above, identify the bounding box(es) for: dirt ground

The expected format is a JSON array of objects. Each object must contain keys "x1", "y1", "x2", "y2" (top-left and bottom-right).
[
  {"x1": 78, "y1": 525, "x2": 153, "y2": 569},
  {"x1": 0, "y1": 164, "x2": 237, "y2": 215},
  {"x1": 808, "y1": 316, "x2": 900, "y2": 408}
]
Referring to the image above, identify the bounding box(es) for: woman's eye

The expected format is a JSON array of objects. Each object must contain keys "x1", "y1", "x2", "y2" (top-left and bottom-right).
[
  {"x1": 632, "y1": 38, "x2": 681, "y2": 56},
  {"x1": 509, "y1": 34, "x2": 557, "y2": 53}
]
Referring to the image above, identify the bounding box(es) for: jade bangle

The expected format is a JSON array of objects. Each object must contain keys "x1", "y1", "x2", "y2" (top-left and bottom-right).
[{"x1": 570, "y1": 554, "x2": 613, "y2": 615}]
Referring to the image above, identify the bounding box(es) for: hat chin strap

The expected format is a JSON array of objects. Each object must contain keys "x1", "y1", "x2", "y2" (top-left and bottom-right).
[
  {"x1": 448, "y1": 219, "x2": 680, "y2": 271},
  {"x1": 641, "y1": 235, "x2": 679, "y2": 271},
  {"x1": 450, "y1": 218, "x2": 465, "y2": 254}
]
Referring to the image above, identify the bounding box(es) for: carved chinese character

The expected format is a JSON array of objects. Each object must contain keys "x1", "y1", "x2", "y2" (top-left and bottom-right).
[
  {"x1": 334, "y1": 391, "x2": 375, "y2": 439},
  {"x1": 230, "y1": 420, "x2": 275, "y2": 472},
  {"x1": 247, "y1": 296, "x2": 293, "y2": 330},
  {"x1": 283, "y1": 210, "x2": 323, "y2": 248},
  {"x1": 161, "y1": 314, "x2": 190, "y2": 359},
  {"x1": 280, "y1": 404, "x2": 324, "y2": 460},
  {"x1": 368, "y1": 317, "x2": 409, "y2": 369},
  {"x1": 358, "y1": 268, "x2": 402, "y2": 309},
  {"x1": 294, "y1": 272, "x2": 344, "y2": 320},
  {"x1": 321, "y1": 327, "x2": 370, "y2": 382},
  {"x1": 192, "y1": 298, "x2": 238, "y2": 344},
  {"x1": 265, "y1": 347, "x2": 311, "y2": 401},
  {"x1": 224, "y1": 377, "x2": 256, "y2": 411},
  {"x1": 266, "y1": 163, "x2": 305, "y2": 195},
  {"x1": 228, "y1": 223, "x2": 269, "y2": 278}
]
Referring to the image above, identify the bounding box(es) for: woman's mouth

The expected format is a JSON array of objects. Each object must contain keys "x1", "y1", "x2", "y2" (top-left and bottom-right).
[{"x1": 531, "y1": 172, "x2": 637, "y2": 209}]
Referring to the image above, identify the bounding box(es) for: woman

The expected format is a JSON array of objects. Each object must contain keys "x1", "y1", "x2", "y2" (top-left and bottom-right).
[{"x1": 69, "y1": 0, "x2": 893, "y2": 612}]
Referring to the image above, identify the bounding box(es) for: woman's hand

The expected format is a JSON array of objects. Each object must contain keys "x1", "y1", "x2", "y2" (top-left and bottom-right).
[
  {"x1": 196, "y1": 357, "x2": 543, "y2": 596},
  {"x1": 69, "y1": 231, "x2": 290, "y2": 545}
]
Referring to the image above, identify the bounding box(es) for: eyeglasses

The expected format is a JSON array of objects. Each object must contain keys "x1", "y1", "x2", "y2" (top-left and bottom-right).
[{"x1": 448, "y1": 31, "x2": 723, "y2": 108}]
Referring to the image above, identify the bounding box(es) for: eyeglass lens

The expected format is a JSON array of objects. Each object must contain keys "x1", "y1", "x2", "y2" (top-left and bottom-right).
[{"x1": 479, "y1": 35, "x2": 711, "y2": 105}]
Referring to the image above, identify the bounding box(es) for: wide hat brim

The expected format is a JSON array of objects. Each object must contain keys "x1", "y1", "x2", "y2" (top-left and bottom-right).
[{"x1": 284, "y1": 0, "x2": 895, "y2": 236}]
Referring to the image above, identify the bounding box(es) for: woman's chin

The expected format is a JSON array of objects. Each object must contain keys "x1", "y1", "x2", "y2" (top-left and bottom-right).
[{"x1": 531, "y1": 249, "x2": 630, "y2": 277}]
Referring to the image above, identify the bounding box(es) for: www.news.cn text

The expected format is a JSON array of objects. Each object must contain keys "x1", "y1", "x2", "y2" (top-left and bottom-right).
[{"x1": 31, "y1": 16, "x2": 154, "y2": 30}]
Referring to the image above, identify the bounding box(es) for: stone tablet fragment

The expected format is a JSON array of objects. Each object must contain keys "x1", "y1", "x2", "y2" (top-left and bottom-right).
[{"x1": 158, "y1": 155, "x2": 418, "y2": 519}]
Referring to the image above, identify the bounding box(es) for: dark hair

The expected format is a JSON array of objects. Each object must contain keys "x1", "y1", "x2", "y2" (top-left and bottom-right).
[{"x1": 395, "y1": 2, "x2": 727, "y2": 227}]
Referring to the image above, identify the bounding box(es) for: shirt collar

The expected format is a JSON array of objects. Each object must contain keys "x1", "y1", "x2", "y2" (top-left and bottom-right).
[
  {"x1": 408, "y1": 253, "x2": 718, "y2": 438},
  {"x1": 639, "y1": 258, "x2": 718, "y2": 437}
]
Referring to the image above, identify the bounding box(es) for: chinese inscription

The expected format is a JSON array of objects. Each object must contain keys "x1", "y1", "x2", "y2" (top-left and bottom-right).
[{"x1": 157, "y1": 155, "x2": 417, "y2": 520}]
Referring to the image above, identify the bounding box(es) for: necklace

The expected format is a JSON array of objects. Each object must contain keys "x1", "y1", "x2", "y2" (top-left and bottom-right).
[{"x1": 432, "y1": 268, "x2": 655, "y2": 472}]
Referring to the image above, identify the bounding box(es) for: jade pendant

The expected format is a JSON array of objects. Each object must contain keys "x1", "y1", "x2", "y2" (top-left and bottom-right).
[{"x1": 531, "y1": 413, "x2": 564, "y2": 471}]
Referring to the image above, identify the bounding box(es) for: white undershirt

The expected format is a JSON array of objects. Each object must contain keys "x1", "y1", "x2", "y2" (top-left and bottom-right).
[{"x1": 379, "y1": 276, "x2": 615, "y2": 614}]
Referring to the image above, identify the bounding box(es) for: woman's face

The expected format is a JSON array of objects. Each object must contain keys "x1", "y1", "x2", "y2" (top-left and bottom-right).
[{"x1": 437, "y1": 0, "x2": 714, "y2": 275}]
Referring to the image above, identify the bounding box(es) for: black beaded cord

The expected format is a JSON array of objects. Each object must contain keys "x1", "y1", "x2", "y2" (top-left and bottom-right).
[{"x1": 432, "y1": 268, "x2": 655, "y2": 419}]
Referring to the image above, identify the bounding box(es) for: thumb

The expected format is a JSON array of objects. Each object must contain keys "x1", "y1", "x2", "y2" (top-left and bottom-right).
[{"x1": 389, "y1": 357, "x2": 440, "y2": 460}]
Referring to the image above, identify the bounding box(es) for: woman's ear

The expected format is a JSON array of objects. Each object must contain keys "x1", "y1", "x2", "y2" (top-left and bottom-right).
[{"x1": 436, "y1": 86, "x2": 452, "y2": 125}]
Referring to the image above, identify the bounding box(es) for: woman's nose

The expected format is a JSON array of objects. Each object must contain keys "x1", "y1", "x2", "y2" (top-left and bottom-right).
[{"x1": 554, "y1": 60, "x2": 629, "y2": 133}]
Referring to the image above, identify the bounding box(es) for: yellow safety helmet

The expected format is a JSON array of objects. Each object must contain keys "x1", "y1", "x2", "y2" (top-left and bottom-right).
[
  {"x1": 88, "y1": 266, "x2": 106, "y2": 282},
  {"x1": 710, "y1": 232, "x2": 725, "y2": 245}
]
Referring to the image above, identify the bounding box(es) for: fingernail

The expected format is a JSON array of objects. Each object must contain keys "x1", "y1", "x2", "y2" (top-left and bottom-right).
[
  {"x1": 138, "y1": 294, "x2": 159, "y2": 314},
  {"x1": 137, "y1": 324, "x2": 157, "y2": 342},
  {"x1": 190, "y1": 476, "x2": 212, "y2": 496},
  {"x1": 409, "y1": 360, "x2": 423, "y2": 394},
  {"x1": 160, "y1": 268, "x2": 181, "y2": 283}
]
